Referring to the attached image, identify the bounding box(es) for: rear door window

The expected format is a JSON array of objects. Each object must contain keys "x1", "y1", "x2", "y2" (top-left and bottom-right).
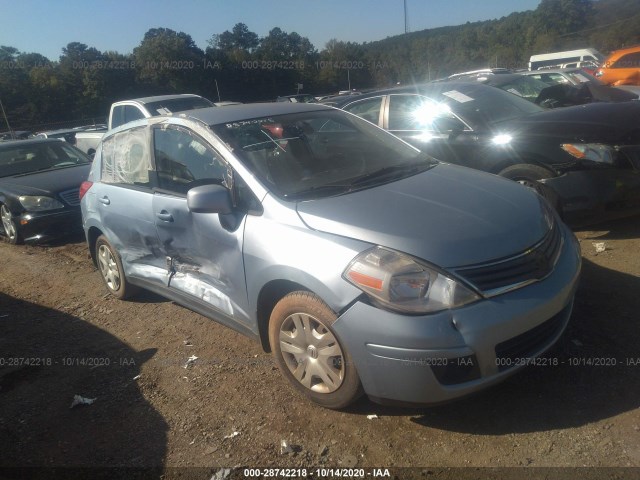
[
  {"x1": 343, "y1": 97, "x2": 384, "y2": 125},
  {"x1": 388, "y1": 95, "x2": 468, "y2": 133}
]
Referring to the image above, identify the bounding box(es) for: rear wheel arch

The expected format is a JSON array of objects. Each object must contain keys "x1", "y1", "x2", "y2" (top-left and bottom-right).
[{"x1": 87, "y1": 226, "x2": 104, "y2": 266}]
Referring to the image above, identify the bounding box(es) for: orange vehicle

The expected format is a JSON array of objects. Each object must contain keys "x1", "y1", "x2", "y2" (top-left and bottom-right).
[{"x1": 595, "y1": 45, "x2": 640, "y2": 85}]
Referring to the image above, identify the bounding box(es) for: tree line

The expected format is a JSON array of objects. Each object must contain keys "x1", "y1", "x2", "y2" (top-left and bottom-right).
[{"x1": 1, "y1": 0, "x2": 639, "y2": 131}]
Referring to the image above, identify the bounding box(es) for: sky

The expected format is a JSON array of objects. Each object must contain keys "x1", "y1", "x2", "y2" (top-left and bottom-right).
[{"x1": 0, "y1": 0, "x2": 542, "y2": 61}]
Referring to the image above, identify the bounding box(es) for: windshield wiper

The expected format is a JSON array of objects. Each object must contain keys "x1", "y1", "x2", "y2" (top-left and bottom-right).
[
  {"x1": 350, "y1": 161, "x2": 435, "y2": 187},
  {"x1": 284, "y1": 184, "x2": 353, "y2": 200},
  {"x1": 284, "y1": 159, "x2": 437, "y2": 201}
]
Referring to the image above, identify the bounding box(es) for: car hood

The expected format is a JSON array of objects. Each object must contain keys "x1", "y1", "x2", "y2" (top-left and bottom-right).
[
  {"x1": 0, "y1": 165, "x2": 90, "y2": 196},
  {"x1": 503, "y1": 101, "x2": 640, "y2": 144},
  {"x1": 295, "y1": 164, "x2": 553, "y2": 268}
]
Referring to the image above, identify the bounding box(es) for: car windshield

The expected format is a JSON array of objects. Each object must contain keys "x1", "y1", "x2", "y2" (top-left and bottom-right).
[
  {"x1": 565, "y1": 70, "x2": 602, "y2": 85},
  {"x1": 526, "y1": 70, "x2": 603, "y2": 87},
  {"x1": 492, "y1": 76, "x2": 553, "y2": 103},
  {"x1": 144, "y1": 97, "x2": 214, "y2": 115},
  {"x1": 418, "y1": 83, "x2": 543, "y2": 129},
  {"x1": 211, "y1": 109, "x2": 437, "y2": 200},
  {"x1": 0, "y1": 142, "x2": 90, "y2": 177}
]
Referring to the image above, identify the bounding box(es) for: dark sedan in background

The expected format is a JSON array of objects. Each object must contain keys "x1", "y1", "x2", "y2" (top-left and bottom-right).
[
  {"x1": 0, "y1": 138, "x2": 91, "y2": 244},
  {"x1": 326, "y1": 82, "x2": 640, "y2": 226},
  {"x1": 447, "y1": 73, "x2": 638, "y2": 108}
]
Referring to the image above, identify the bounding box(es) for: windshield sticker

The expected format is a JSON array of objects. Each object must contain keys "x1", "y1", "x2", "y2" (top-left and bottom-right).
[
  {"x1": 507, "y1": 88, "x2": 523, "y2": 96},
  {"x1": 574, "y1": 74, "x2": 590, "y2": 83},
  {"x1": 156, "y1": 107, "x2": 172, "y2": 115},
  {"x1": 442, "y1": 90, "x2": 474, "y2": 103}
]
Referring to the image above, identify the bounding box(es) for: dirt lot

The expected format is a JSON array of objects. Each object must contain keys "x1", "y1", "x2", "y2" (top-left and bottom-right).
[{"x1": 1, "y1": 218, "x2": 640, "y2": 479}]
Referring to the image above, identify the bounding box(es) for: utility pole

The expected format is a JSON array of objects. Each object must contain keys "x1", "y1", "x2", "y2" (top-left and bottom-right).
[
  {"x1": 404, "y1": 0, "x2": 408, "y2": 34},
  {"x1": 214, "y1": 79, "x2": 221, "y2": 102}
]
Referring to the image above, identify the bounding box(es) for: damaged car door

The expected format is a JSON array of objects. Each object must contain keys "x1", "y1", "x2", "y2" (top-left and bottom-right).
[
  {"x1": 150, "y1": 125, "x2": 252, "y2": 327},
  {"x1": 93, "y1": 126, "x2": 165, "y2": 283}
]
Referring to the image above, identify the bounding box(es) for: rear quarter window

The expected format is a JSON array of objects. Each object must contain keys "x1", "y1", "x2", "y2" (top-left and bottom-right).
[{"x1": 101, "y1": 127, "x2": 152, "y2": 186}]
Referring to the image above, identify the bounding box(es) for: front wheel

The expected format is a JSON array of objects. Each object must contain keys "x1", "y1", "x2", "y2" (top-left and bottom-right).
[
  {"x1": 0, "y1": 204, "x2": 22, "y2": 245},
  {"x1": 95, "y1": 235, "x2": 137, "y2": 299},
  {"x1": 498, "y1": 164, "x2": 562, "y2": 213},
  {"x1": 268, "y1": 292, "x2": 363, "y2": 409}
]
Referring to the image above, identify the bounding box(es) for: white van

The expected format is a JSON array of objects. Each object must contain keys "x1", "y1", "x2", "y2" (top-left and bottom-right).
[{"x1": 529, "y1": 48, "x2": 604, "y2": 71}]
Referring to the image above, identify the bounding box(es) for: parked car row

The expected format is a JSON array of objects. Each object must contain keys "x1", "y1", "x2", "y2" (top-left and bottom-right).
[
  {"x1": 78, "y1": 103, "x2": 581, "y2": 409},
  {"x1": 527, "y1": 45, "x2": 640, "y2": 87},
  {"x1": 2, "y1": 75, "x2": 638, "y2": 411}
]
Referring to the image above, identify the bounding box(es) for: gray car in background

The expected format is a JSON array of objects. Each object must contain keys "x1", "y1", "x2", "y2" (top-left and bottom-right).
[{"x1": 80, "y1": 103, "x2": 581, "y2": 408}]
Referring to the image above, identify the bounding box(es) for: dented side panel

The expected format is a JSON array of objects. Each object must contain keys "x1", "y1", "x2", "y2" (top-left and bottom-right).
[{"x1": 152, "y1": 192, "x2": 251, "y2": 326}]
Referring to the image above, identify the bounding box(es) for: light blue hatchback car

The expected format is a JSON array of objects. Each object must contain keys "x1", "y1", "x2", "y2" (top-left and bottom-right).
[{"x1": 80, "y1": 103, "x2": 581, "y2": 409}]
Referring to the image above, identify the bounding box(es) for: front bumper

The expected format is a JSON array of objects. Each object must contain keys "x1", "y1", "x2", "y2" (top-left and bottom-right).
[
  {"x1": 17, "y1": 208, "x2": 83, "y2": 243},
  {"x1": 332, "y1": 224, "x2": 581, "y2": 405},
  {"x1": 542, "y1": 167, "x2": 640, "y2": 226}
]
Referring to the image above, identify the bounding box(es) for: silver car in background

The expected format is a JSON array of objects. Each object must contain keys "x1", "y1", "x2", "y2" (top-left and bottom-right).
[{"x1": 80, "y1": 103, "x2": 581, "y2": 409}]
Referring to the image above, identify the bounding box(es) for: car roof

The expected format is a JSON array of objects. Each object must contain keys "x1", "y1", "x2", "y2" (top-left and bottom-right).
[
  {"x1": 179, "y1": 102, "x2": 334, "y2": 125},
  {"x1": 120, "y1": 93, "x2": 206, "y2": 104},
  {"x1": 0, "y1": 138, "x2": 64, "y2": 149},
  {"x1": 279, "y1": 94, "x2": 314, "y2": 98},
  {"x1": 324, "y1": 82, "x2": 484, "y2": 107}
]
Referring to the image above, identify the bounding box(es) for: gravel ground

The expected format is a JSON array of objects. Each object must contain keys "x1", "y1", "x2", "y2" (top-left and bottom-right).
[{"x1": 0, "y1": 218, "x2": 639, "y2": 479}]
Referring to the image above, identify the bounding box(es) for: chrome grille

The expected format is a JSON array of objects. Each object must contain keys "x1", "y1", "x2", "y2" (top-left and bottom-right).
[
  {"x1": 454, "y1": 222, "x2": 562, "y2": 295},
  {"x1": 59, "y1": 188, "x2": 80, "y2": 206}
]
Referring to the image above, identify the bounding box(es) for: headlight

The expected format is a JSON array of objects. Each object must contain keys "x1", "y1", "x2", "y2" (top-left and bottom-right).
[
  {"x1": 18, "y1": 196, "x2": 64, "y2": 211},
  {"x1": 343, "y1": 246, "x2": 481, "y2": 314},
  {"x1": 561, "y1": 143, "x2": 615, "y2": 165}
]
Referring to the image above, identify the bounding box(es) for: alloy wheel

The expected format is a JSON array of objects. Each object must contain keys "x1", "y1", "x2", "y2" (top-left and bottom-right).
[
  {"x1": 98, "y1": 244, "x2": 121, "y2": 292},
  {"x1": 0, "y1": 205, "x2": 17, "y2": 242}
]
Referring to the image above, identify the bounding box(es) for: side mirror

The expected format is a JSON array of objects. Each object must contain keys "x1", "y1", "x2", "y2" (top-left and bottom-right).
[{"x1": 187, "y1": 184, "x2": 233, "y2": 214}]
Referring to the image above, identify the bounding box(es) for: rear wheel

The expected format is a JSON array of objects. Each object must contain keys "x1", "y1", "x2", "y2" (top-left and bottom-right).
[
  {"x1": 95, "y1": 235, "x2": 137, "y2": 299},
  {"x1": 269, "y1": 292, "x2": 363, "y2": 409},
  {"x1": 0, "y1": 204, "x2": 21, "y2": 245},
  {"x1": 499, "y1": 164, "x2": 562, "y2": 213}
]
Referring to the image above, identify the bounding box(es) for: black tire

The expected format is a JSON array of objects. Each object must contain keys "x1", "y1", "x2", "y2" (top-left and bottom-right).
[
  {"x1": 268, "y1": 291, "x2": 363, "y2": 409},
  {"x1": 0, "y1": 204, "x2": 22, "y2": 245},
  {"x1": 498, "y1": 164, "x2": 562, "y2": 213},
  {"x1": 94, "y1": 235, "x2": 137, "y2": 299}
]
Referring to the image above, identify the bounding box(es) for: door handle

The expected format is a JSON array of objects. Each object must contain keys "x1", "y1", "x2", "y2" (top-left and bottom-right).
[
  {"x1": 156, "y1": 211, "x2": 173, "y2": 222},
  {"x1": 99, "y1": 196, "x2": 110, "y2": 205}
]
